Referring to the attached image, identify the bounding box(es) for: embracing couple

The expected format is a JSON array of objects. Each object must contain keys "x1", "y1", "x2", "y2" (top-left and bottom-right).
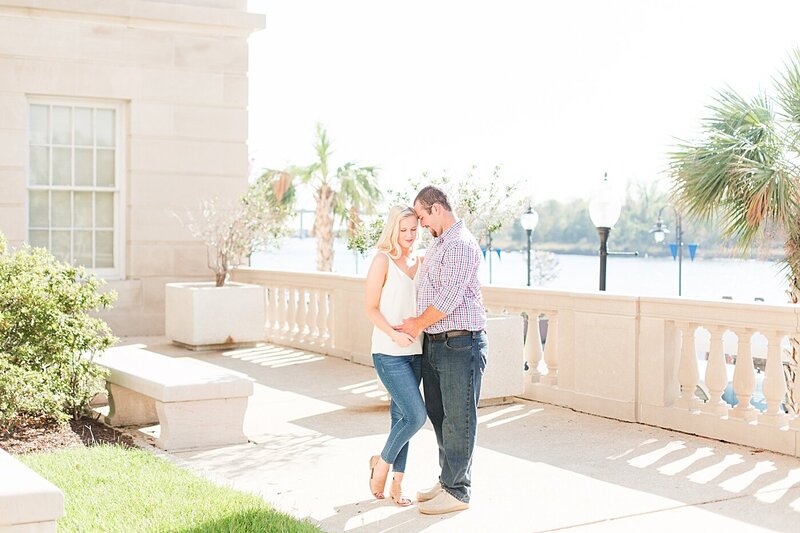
[{"x1": 364, "y1": 185, "x2": 488, "y2": 515}]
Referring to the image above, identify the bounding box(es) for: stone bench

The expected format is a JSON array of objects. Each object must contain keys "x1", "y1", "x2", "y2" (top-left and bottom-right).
[
  {"x1": 94, "y1": 345, "x2": 254, "y2": 452},
  {"x1": 0, "y1": 448, "x2": 64, "y2": 532}
]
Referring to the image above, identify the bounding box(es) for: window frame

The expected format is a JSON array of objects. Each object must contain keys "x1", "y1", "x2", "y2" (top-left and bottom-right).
[{"x1": 25, "y1": 96, "x2": 126, "y2": 280}]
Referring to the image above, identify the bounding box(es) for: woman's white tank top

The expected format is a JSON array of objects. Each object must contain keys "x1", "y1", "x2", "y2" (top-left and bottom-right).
[{"x1": 370, "y1": 253, "x2": 423, "y2": 356}]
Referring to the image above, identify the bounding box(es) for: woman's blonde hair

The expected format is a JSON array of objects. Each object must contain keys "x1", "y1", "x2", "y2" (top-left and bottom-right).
[{"x1": 375, "y1": 205, "x2": 417, "y2": 259}]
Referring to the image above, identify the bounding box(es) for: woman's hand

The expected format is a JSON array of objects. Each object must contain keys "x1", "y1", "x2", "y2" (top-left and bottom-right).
[{"x1": 391, "y1": 330, "x2": 417, "y2": 347}]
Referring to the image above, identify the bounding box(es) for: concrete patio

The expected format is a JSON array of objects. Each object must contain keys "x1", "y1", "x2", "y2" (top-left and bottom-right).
[{"x1": 119, "y1": 338, "x2": 800, "y2": 532}]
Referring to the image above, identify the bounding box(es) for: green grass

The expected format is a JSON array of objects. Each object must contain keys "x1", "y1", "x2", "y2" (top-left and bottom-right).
[{"x1": 19, "y1": 445, "x2": 321, "y2": 533}]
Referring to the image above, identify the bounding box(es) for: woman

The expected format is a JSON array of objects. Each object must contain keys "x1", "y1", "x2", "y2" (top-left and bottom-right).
[{"x1": 365, "y1": 205, "x2": 427, "y2": 506}]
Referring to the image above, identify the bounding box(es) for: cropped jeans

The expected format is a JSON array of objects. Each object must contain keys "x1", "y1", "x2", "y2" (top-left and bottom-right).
[
  {"x1": 422, "y1": 330, "x2": 488, "y2": 503},
  {"x1": 372, "y1": 353, "x2": 426, "y2": 472}
]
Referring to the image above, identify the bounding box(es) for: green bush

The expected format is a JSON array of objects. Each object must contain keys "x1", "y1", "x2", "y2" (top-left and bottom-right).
[
  {"x1": 0, "y1": 233, "x2": 117, "y2": 428},
  {"x1": 0, "y1": 358, "x2": 67, "y2": 434}
]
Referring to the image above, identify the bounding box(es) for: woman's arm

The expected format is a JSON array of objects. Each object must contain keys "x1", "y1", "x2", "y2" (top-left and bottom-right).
[{"x1": 365, "y1": 253, "x2": 415, "y2": 346}]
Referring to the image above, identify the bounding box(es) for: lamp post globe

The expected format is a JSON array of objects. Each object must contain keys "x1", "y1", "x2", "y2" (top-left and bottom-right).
[
  {"x1": 651, "y1": 206, "x2": 683, "y2": 296},
  {"x1": 589, "y1": 173, "x2": 622, "y2": 291},
  {"x1": 589, "y1": 173, "x2": 622, "y2": 229},
  {"x1": 521, "y1": 206, "x2": 539, "y2": 233},
  {"x1": 520, "y1": 205, "x2": 539, "y2": 287},
  {"x1": 649, "y1": 217, "x2": 669, "y2": 244}
]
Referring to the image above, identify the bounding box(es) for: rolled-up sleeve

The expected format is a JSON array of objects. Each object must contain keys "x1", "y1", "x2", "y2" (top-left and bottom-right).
[{"x1": 431, "y1": 241, "x2": 481, "y2": 314}]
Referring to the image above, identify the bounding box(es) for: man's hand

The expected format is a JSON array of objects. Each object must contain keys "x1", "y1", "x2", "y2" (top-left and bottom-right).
[
  {"x1": 395, "y1": 317, "x2": 423, "y2": 339},
  {"x1": 391, "y1": 330, "x2": 417, "y2": 347}
]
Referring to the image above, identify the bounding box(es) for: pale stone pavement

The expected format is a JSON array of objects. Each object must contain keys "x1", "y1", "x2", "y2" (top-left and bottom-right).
[{"x1": 122, "y1": 338, "x2": 800, "y2": 532}]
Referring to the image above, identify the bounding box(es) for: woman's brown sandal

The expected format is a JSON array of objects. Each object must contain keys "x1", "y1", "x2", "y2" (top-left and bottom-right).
[
  {"x1": 369, "y1": 455, "x2": 386, "y2": 499},
  {"x1": 390, "y1": 478, "x2": 412, "y2": 507}
]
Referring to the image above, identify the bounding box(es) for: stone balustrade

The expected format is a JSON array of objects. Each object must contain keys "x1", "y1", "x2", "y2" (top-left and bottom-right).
[{"x1": 233, "y1": 268, "x2": 800, "y2": 457}]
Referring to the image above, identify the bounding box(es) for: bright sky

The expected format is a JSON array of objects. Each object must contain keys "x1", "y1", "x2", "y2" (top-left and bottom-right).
[{"x1": 246, "y1": 0, "x2": 800, "y2": 204}]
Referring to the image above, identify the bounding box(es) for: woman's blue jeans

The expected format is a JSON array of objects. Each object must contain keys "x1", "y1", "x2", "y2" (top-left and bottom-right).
[{"x1": 372, "y1": 353, "x2": 426, "y2": 472}]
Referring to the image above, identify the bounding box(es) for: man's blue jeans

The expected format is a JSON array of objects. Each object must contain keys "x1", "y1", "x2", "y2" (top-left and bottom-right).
[
  {"x1": 372, "y1": 353, "x2": 426, "y2": 472},
  {"x1": 422, "y1": 330, "x2": 487, "y2": 503}
]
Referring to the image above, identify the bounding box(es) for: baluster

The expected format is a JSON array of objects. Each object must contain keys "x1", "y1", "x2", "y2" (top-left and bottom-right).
[
  {"x1": 760, "y1": 332, "x2": 788, "y2": 426},
  {"x1": 326, "y1": 290, "x2": 335, "y2": 348},
  {"x1": 318, "y1": 290, "x2": 330, "y2": 348},
  {"x1": 264, "y1": 287, "x2": 273, "y2": 338},
  {"x1": 702, "y1": 326, "x2": 729, "y2": 416},
  {"x1": 541, "y1": 311, "x2": 558, "y2": 385},
  {"x1": 277, "y1": 287, "x2": 288, "y2": 340},
  {"x1": 295, "y1": 288, "x2": 307, "y2": 340},
  {"x1": 730, "y1": 328, "x2": 757, "y2": 422},
  {"x1": 524, "y1": 310, "x2": 544, "y2": 383},
  {"x1": 270, "y1": 286, "x2": 279, "y2": 331},
  {"x1": 674, "y1": 322, "x2": 701, "y2": 410},
  {"x1": 287, "y1": 287, "x2": 298, "y2": 338},
  {"x1": 307, "y1": 289, "x2": 319, "y2": 341}
]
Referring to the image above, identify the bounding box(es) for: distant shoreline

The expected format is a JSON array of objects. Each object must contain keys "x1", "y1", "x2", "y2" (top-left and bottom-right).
[{"x1": 481, "y1": 241, "x2": 786, "y2": 263}]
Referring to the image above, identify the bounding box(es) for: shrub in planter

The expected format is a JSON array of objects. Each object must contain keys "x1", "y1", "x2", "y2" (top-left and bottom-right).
[
  {"x1": 180, "y1": 170, "x2": 295, "y2": 287},
  {"x1": 0, "y1": 234, "x2": 117, "y2": 427},
  {"x1": 167, "y1": 172, "x2": 295, "y2": 348}
]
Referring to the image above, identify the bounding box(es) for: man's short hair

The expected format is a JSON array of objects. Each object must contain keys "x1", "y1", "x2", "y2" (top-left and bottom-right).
[{"x1": 414, "y1": 185, "x2": 452, "y2": 213}]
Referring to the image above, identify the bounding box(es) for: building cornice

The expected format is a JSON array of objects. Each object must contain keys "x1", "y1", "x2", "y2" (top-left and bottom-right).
[{"x1": 0, "y1": 0, "x2": 265, "y2": 34}]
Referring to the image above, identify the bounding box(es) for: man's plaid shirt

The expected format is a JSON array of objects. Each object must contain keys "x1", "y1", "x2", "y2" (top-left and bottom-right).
[{"x1": 417, "y1": 219, "x2": 486, "y2": 334}]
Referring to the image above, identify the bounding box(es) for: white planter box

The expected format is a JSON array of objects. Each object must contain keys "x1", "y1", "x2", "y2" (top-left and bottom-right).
[
  {"x1": 482, "y1": 314, "x2": 524, "y2": 402},
  {"x1": 165, "y1": 282, "x2": 266, "y2": 350}
]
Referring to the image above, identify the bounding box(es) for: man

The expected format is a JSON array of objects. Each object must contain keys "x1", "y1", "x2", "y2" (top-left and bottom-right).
[{"x1": 396, "y1": 185, "x2": 488, "y2": 515}]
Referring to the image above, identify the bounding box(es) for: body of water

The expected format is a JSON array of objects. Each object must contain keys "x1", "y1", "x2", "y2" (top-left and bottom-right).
[{"x1": 251, "y1": 238, "x2": 790, "y2": 304}]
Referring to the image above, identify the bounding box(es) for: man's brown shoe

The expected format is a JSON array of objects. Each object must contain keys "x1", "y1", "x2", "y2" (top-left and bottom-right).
[
  {"x1": 417, "y1": 490, "x2": 469, "y2": 515},
  {"x1": 416, "y1": 482, "x2": 443, "y2": 502}
]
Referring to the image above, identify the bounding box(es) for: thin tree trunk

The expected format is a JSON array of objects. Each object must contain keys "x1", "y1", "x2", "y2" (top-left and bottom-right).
[
  {"x1": 784, "y1": 274, "x2": 800, "y2": 414},
  {"x1": 783, "y1": 236, "x2": 800, "y2": 414},
  {"x1": 348, "y1": 206, "x2": 360, "y2": 237},
  {"x1": 315, "y1": 185, "x2": 335, "y2": 272}
]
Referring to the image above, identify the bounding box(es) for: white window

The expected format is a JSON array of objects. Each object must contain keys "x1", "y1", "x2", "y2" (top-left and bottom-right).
[{"x1": 27, "y1": 99, "x2": 124, "y2": 279}]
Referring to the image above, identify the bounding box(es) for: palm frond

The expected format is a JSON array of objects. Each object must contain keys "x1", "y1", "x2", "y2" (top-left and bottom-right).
[
  {"x1": 334, "y1": 162, "x2": 382, "y2": 222},
  {"x1": 669, "y1": 87, "x2": 795, "y2": 254},
  {"x1": 254, "y1": 169, "x2": 294, "y2": 207},
  {"x1": 314, "y1": 123, "x2": 332, "y2": 182},
  {"x1": 775, "y1": 49, "x2": 800, "y2": 125},
  {"x1": 774, "y1": 49, "x2": 800, "y2": 177}
]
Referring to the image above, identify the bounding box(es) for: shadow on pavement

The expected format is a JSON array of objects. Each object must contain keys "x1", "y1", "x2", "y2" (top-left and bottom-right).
[{"x1": 144, "y1": 339, "x2": 800, "y2": 532}]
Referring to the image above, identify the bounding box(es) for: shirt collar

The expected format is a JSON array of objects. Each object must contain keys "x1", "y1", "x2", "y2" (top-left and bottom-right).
[{"x1": 435, "y1": 219, "x2": 463, "y2": 243}]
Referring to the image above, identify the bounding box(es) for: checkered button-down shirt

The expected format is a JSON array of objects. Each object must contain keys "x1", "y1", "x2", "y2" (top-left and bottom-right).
[{"x1": 417, "y1": 220, "x2": 486, "y2": 334}]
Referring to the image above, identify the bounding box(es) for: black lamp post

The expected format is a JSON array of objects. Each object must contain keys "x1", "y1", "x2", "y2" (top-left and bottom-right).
[
  {"x1": 596, "y1": 227, "x2": 612, "y2": 291},
  {"x1": 520, "y1": 205, "x2": 539, "y2": 286},
  {"x1": 650, "y1": 206, "x2": 684, "y2": 296},
  {"x1": 589, "y1": 173, "x2": 623, "y2": 291}
]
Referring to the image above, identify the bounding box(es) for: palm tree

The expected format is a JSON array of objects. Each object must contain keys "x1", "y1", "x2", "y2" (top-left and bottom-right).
[
  {"x1": 296, "y1": 123, "x2": 381, "y2": 271},
  {"x1": 669, "y1": 49, "x2": 800, "y2": 412}
]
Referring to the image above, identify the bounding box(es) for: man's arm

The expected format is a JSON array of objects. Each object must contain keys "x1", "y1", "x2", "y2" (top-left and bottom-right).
[
  {"x1": 396, "y1": 305, "x2": 446, "y2": 338},
  {"x1": 430, "y1": 241, "x2": 480, "y2": 316},
  {"x1": 395, "y1": 240, "x2": 480, "y2": 337}
]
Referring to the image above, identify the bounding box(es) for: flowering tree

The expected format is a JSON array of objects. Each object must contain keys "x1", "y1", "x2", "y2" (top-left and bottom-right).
[
  {"x1": 349, "y1": 167, "x2": 532, "y2": 273},
  {"x1": 182, "y1": 171, "x2": 295, "y2": 286},
  {"x1": 448, "y1": 166, "x2": 525, "y2": 248}
]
